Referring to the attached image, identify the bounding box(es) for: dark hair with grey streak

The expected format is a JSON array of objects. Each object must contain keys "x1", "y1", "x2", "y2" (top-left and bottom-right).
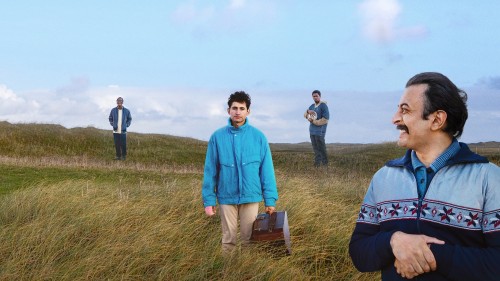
[
  {"x1": 406, "y1": 72, "x2": 468, "y2": 138},
  {"x1": 228, "y1": 91, "x2": 251, "y2": 109}
]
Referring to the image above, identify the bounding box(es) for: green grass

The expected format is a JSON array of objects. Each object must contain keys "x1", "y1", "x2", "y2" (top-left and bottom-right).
[
  {"x1": 0, "y1": 164, "x2": 198, "y2": 196},
  {"x1": 0, "y1": 121, "x2": 498, "y2": 280},
  {"x1": 0, "y1": 121, "x2": 206, "y2": 165}
]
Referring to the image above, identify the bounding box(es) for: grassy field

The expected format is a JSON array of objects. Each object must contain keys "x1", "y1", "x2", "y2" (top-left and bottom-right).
[{"x1": 1, "y1": 122, "x2": 498, "y2": 280}]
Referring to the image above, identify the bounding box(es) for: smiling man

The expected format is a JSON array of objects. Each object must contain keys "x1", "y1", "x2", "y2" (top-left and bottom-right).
[
  {"x1": 201, "y1": 91, "x2": 278, "y2": 254},
  {"x1": 349, "y1": 72, "x2": 500, "y2": 280}
]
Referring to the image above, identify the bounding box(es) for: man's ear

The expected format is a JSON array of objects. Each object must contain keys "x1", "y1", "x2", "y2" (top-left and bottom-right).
[
  {"x1": 247, "y1": 109, "x2": 251, "y2": 115},
  {"x1": 227, "y1": 108, "x2": 230, "y2": 115},
  {"x1": 431, "y1": 110, "x2": 447, "y2": 131}
]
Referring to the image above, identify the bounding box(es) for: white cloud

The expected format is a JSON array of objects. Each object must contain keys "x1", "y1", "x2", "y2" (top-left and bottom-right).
[
  {"x1": 0, "y1": 84, "x2": 28, "y2": 115},
  {"x1": 229, "y1": 0, "x2": 246, "y2": 10},
  {"x1": 171, "y1": 1, "x2": 215, "y2": 24},
  {"x1": 56, "y1": 76, "x2": 90, "y2": 96},
  {"x1": 1, "y1": 82, "x2": 498, "y2": 143},
  {"x1": 358, "y1": 0, "x2": 427, "y2": 43},
  {"x1": 396, "y1": 25, "x2": 427, "y2": 40},
  {"x1": 359, "y1": 0, "x2": 400, "y2": 43},
  {"x1": 170, "y1": 0, "x2": 277, "y2": 35},
  {"x1": 0, "y1": 85, "x2": 22, "y2": 101}
]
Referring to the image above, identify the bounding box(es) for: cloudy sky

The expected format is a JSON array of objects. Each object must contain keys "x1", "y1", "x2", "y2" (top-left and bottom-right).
[{"x1": 1, "y1": 0, "x2": 499, "y2": 143}]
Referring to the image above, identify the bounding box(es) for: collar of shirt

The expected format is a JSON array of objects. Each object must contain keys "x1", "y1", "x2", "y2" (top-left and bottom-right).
[
  {"x1": 411, "y1": 138, "x2": 460, "y2": 172},
  {"x1": 411, "y1": 138, "x2": 460, "y2": 198}
]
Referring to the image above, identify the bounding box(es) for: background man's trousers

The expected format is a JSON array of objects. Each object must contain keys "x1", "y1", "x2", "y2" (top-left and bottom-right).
[
  {"x1": 113, "y1": 133, "x2": 127, "y2": 159},
  {"x1": 310, "y1": 134, "x2": 328, "y2": 166},
  {"x1": 219, "y1": 203, "x2": 259, "y2": 253}
]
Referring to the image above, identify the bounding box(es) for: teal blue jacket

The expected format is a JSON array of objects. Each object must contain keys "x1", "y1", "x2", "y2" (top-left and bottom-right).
[{"x1": 202, "y1": 118, "x2": 278, "y2": 207}]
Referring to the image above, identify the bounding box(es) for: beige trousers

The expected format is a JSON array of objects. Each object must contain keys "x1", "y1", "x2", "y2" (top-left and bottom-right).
[{"x1": 219, "y1": 203, "x2": 259, "y2": 253}]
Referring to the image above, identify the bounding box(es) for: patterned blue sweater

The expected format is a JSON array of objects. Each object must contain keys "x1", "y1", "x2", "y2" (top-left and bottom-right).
[{"x1": 349, "y1": 143, "x2": 500, "y2": 280}]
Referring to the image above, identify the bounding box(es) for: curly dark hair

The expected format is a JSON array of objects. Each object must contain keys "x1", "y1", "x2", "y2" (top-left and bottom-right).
[
  {"x1": 406, "y1": 72, "x2": 468, "y2": 138},
  {"x1": 228, "y1": 91, "x2": 251, "y2": 109}
]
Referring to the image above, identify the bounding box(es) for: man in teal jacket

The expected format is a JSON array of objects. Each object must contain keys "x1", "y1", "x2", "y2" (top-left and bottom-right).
[{"x1": 202, "y1": 91, "x2": 279, "y2": 254}]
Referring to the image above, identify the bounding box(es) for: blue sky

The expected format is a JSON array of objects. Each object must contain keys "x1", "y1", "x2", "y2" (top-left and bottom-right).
[{"x1": 1, "y1": 0, "x2": 499, "y2": 143}]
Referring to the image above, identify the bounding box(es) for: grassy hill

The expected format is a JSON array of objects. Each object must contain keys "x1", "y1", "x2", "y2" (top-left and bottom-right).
[{"x1": 0, "y1": 122, "x2": 498, "y2": 280}]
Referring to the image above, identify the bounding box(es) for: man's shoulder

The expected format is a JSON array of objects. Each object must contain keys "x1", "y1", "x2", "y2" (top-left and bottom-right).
[
  {"x1": 210, "y1": 126, "x2": 229, "y2": 138},
  {"x1": 385, "y1": 151, "x2": 410, "y2": 168},
  {"x1": 374, "y1": 163, "x2": 406, "y2": 176},
  {"x1": 246, "y1": 124, "x2": 262, "y2": 132},
  {"x1": 451, "y1": 142, "x2": 488, "y2": 163},
  {"x1": 483, "y1": 161, "x2": 500, "y2": 175},
  {"x1": 246, "y1": 125, "x2": 268, "y2": 140}
]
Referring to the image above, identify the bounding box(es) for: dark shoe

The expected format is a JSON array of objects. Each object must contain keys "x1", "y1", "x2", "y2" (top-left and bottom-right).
[
  {"x1": 122, "y1": 156, "x2": 126, "y2": 160},
  {"x1": 114, "y1": 157, "x2": 121, "y2": 160}
]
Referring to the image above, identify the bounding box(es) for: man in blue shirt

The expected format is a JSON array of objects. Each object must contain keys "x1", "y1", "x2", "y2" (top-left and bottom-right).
[
  {"x1": 304, "y1": 90, "x2": 330, "y2": 167},
  {"x1": 349, "y1": 72, "x2": 500, "y2": 280}
]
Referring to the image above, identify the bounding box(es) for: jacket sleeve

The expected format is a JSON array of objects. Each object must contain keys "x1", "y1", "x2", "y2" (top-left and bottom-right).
[
  {"x1": 126, "y1": 109, "x2": 132, "y2": 127},
  {"x1": 259, "y1": 138, "x2": 278, "y2": 207},
  {"x1": 431, "y1": 243, "x2": 500, "y2": 281},
  {"x1": 109, "y1": 109, "x2": 114, "y2": 126},
  {"x1": 431, "y1": 163, "x2": 500, "y2": 281},
  {"x1": 201, "y1": 135, "x2": 219, "y2": 207},
  {"x1": 349, "y1": 178, "x2": 398, "y2": 272}
]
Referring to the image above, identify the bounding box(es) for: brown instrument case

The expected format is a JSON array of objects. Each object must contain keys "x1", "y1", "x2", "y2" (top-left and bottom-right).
[{"x1": 250, "y1": 211, "x2": 291, "y2": 255}]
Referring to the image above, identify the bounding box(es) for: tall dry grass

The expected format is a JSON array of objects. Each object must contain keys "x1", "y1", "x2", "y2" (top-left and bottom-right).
[
  {"x1": 0, "y1": 171, "x2": 377, "y2": 280},
  {"x1": 0, "y1": 121, "x2": 207, "y2": 166},
  {"x1": 1, "y1": 122, "x2": 498, "y2": 280}
]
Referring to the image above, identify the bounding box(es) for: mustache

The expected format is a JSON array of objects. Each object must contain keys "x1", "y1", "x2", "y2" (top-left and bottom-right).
[{"x1": 396, "y1": 125, "x2": 409, "y2": 133}]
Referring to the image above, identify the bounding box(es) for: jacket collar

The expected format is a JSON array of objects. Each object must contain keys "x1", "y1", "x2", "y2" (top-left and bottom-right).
[
  {"x1": 227, "y1": 118, "x2": 249, "y2": 133},
  {"x1": 386, "y1": 142, "x2": 489, "y2": 170}
]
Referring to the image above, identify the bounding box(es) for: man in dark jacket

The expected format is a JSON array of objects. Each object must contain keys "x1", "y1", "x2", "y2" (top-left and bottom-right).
[
  {"x1": 349, "y1": 72, "x2": 500, "y2": 280},
  {"x1": 108, "y1": 97, "x2": 132, "y2": 160}
]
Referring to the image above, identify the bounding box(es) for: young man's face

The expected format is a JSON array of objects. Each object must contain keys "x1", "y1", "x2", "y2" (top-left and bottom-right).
[
  {"x1": 227, "y1": 101, "x2": 250, "y2": 128},
  {"x1": 312, "y1": 93, "x2": 321, "y2": 104},
  {"x1": 392, "y1": 84, "x2": 435, "y2": 151},
  {"x1": 117, "y1": 99, "x2": 124, "y2": 109}
]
